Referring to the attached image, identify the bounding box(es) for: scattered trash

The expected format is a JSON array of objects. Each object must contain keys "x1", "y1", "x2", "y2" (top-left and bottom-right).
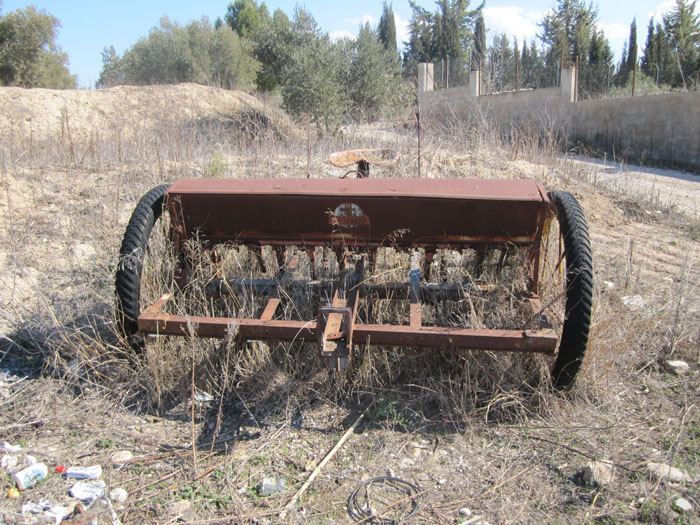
[
  {"x1": 194, "y1": 391, "x2": 215, "y2": 403},
  {"x1": 69, "y1": 480, "x2": 106, "y2": 503},
  {"x1": 602, "y1": 281, "x2": 615, "y2": 290},
  {"x1": 2, "y1": 442, "x2": 22, "y2": 454},
  {"x1": 110, "y1": 487, "x2": 128, "y2": 504},
  {"x1": 6, "y1": 487, "x2": 20, "y2": 499},
  {"x1": 261, "y1": 477, "x2": 286, "y2": 496},
  {"x1": 43, "y1": 504, "x2": 73, "y2": 525},
  {"x1": 21, "y1": 501, "x2": 45, "y2": 514},
  {"x1": 110, "y1": 450, "x2": 133, "y2": 463},
  {"x1": 2, "y1": 454, "x2": 19, "y2": 473},
  {"x1": 56, "y1": 465, "x2": 66, "y2": 473},
  {"x1": 14, "y1": 463, "x2": 48, "y2": 489},
  {"x1": 621, "y1": 295, "x2": 646, "y2": 311},
  {"x1": 673, "y1": 497, "x2": 692, "y2": 512},
  {"x1": 65, "y1": 465, "x2": 102, "y2": 479},
  {"x1": 459, "y1": 507, "x2": 473, "y2": 517},
  {"x1": 21, "y1": 501, "x2": 79, "y2": 525},
  {"x1": 25, "y1": 454, "x2": 37, "y2": 466},
  {"x1": 664, "y1": 360, "x2": 690, "y2": 375}
]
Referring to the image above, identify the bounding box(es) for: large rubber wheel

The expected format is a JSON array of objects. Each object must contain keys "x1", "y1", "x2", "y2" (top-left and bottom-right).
[
  {"x1": 545, "y1": 191, "x2": 594, "y2": 389},
  {"x1": 115, "y1": 184, "x2": 170, "y2": 347}
]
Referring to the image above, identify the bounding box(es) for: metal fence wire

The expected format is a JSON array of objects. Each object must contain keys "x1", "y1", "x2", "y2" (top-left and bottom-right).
[{"x1": 424, "y1": 58, "x2": 699, "y2": 100}]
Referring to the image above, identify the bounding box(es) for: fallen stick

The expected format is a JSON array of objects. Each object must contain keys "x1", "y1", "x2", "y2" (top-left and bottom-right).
[{"x1": 279, "y1": 404, "x2": 371, "y2": 520}]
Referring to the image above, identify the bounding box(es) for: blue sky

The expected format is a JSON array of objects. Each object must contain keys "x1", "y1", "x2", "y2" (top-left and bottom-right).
[{"x1": 1, "y1": 1, "x2": 679, "y2": 88}]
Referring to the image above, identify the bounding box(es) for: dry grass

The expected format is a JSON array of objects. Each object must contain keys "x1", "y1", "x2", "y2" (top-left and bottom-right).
[{"x1": 1, "y1": 86, "x2": 699, "y2": 524}]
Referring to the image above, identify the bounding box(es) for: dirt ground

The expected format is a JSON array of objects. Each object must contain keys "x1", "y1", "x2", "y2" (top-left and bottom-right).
[{"x1": 1, "y1": 85, "x2": 699, "y2": 524}]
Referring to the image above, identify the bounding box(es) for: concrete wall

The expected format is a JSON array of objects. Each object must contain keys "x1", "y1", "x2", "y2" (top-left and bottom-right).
[
  {"x1": 567, "y1": 92, "x2": 700, "y2": 168},
  {"x1": 419, "y1": 67, "x2": 700, "y2": 170}
]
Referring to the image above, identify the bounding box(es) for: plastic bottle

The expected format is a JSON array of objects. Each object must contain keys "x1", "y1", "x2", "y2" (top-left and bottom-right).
[
  {"x1": 65, "y1": 465, "x2": 102, "y2": 479},
  {"x1": 13, "y1": 463, "x2": 48, "y2": 489}
]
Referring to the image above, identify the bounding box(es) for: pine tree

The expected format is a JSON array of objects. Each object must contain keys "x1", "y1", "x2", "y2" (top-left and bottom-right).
[
  {"x1": 486, "y1": 33, "x2": 514, "y2": 92},
  {"x1": 403, "y1": 1, "x2": 433, "y2": 73},
  {"x1": 663, "y1": 0, "x2": 700, "y2": 88},
  {"x1": 539, "y1": 0, "x2": 599, "y2": 85},
  {"x1": 404, "y1": 0, "x2": 478, "y2": 84},
  {"x1": 530, "y1": 40, "x2": 545, "y2": 87},
  {"x1": 583, "y1": 29, "x2": 613, "y2": 96}
]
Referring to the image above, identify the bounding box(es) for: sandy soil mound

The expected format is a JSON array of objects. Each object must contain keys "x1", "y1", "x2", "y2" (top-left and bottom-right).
[{"x1": 0, "y1": 83, "x2": 298, "y2": 142}]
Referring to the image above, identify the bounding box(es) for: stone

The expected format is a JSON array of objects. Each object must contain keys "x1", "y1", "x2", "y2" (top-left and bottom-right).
[
  {"x1": 646, "y1": 462, "x2": 691, "y2": 483},
  {"x1": 171, "y1": 500, "x2": 196, "y2": 522},
  {"x1": 622, "y1": 295, "x2": 646, "y2": 311},
  {"x1": 581, "y1": 460, "x2": 615, "y2": 486},
  {"x1": 110, "y1": 450, "x2": 133, "y2": 463},
  {"x1": 664, "y1": 360, "x2": 690, "y2": 375},
  {"x1": 459, "y1": 507, "x2": 472, "y2": 517},
  {"x1": 110, "y1": 488, "x2": 128, "y2": 503},
  {"x1": 673, "y1": 497, "x2": 692, "y2": 512}
]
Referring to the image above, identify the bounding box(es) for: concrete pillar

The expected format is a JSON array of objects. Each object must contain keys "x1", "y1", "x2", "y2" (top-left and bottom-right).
[
  {"x1": 561, "y1": 68, "x2": 577, "y2": 103},
  {"x1": 469, "y1": 69, "x2": 480, "y2": 98},
  {"x1": 418, "y1": 63, "x2": 434, "y2": 93}
]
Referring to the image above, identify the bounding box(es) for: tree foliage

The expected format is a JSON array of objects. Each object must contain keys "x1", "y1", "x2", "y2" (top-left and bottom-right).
[
  {"x1": 96, "y1": 17, "x2": 259, "y2": 90},
  {"x1": 378, "y1": 1, "x2": 397, "y2": 53},
  {"x1": 472, "y1": 11, "x2": 486, "y2": 71},
  {"x1": 404, "y1": 0, "x2": 479, "y2": 84},
  {"x1": 224, "y1": 0, "x2": 269, "y2": 39},
  {"x1": 639, "y1": 0, "x2": 700, "y2": 88},
  {"x1": 251, "y1": 8, "x2": 290, "y2": 91},
  {"x1": 277, "y1": 7, "x2": 348, "y2": 129},
  {"x1": 0, "y1": 6, "x2": 76, "y2": 89},
  {"x1": 348, "y1": 23, "x2": 406, "y2": 119},
  {"x1": 663, "y1": 0, "x2": 700, "y2": 86},
  {"x1": 539, "y1": 1, "x2": 598, "y2": 80}
]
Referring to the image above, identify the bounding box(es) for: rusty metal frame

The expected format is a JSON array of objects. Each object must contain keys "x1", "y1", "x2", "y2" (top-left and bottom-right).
[
  {"x1": 137, "y1": 177, "x2": 557, "y2": 367},
  {"x1": 138, "y1": 293, "x2": 557, "y2": 354}
]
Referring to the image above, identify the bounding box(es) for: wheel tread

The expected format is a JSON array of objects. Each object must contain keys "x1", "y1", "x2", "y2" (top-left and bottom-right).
[{"x1": 115, "y1": 185, "x2": 170, "y2": 346}]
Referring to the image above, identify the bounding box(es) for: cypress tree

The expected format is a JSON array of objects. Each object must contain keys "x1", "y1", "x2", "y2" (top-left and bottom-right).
[{"x1": 377, "y1": 1, "x2": 397, "y2": 53}]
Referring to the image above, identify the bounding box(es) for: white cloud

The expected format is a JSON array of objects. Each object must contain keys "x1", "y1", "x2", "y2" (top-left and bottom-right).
[
  {"x1": 395, "y1": 13, "x2": 410, "y2": 46},
  {"x1": 647, "y1": 0, "x2": 675, "y2": 23},
  {"x1": 597, "y1": 22, "x2": 628, "y2": 41},
  {"x1": 334, "y1": 12, "x2": 409, "y2": 49},
  {"x1": 330, "y1": 30, "x2": 356, "y2": 42},
  {"x1": 342, "y1": 14, "x2": 377, "y2": 28},
  {"x1": 483, "y1": 6, "x2": 542, "y2": 43}
]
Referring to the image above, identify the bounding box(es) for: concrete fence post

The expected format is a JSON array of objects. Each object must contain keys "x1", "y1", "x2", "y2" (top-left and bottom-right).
[
  {"x1": 561, "y1": 68, "x2": 576, "y2": 103},
  {"x1": 418, "y1": 63, "x2": 434, "y2": 93},
  {"x1": 469, "y1": 69, "x2": 480, "y2": 99}
]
